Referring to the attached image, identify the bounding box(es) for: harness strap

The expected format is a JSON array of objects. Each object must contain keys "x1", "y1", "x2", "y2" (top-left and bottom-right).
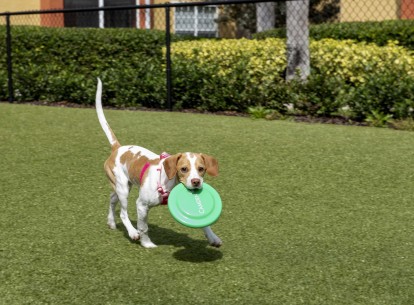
[
  {"x1": 157, "y1": 184, "x2": 170, "y2": 205},
  {"x1": 138, "y1": 152, "x2": 171, "y2": 205},
  {"x1": 139, "y1": 162, "x2": 151, "y2": 184}
]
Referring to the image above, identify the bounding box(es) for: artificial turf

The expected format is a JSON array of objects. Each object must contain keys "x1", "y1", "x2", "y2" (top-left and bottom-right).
[{"x1": 0, "y1": 103, "x2": 413, "y2": 304}]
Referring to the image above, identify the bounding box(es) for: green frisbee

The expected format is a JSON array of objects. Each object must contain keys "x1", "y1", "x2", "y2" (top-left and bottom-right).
[{"x1": 168, "y1": 183, "x2": 222, "y2": 228}]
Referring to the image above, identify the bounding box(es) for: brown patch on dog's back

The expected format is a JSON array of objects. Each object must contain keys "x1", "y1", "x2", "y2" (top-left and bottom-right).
[
  {"x1": 120, "y1": 150, "x2": 141, "y2": 165},
  {"x1": 120, "y1": 150, "x2": 159, "y2": 185}
]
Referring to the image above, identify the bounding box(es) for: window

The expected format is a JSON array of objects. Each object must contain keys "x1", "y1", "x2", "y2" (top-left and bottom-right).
[
  {"x1": 64, "y1": 0, "x2": 136, "y2": 28},
  {"x1": 64, "y1": 0, "x2": 99, "y2": 27},
  {"x1": 104, "y1": 0, "x2": 136, "y2": 28},
  {"x1": 175, "y1": 6, "x2": 218, "y2": 37}
]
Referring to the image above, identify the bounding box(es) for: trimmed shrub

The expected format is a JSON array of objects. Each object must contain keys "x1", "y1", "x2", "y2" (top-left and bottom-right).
[
  {"x1": 253, "y1": 19, "x2": 414, "y2": 50},
  {"x1": 171, "y1": 39, "x2": 287, "y2": 111},
  {"x1": 310, "y1": 39, "x2": 414, "y2": 84},
  {"x1": 1, "y1": 25, "x2": 414, "y2": 122},
  {"x1": 0, "y1": 26, "x2": 166, "y2": 107},
  {"x1": 340, "y1": 70, "x2": 414, "y2": 120},
  {"x1": 171, "y1": 38, "x2": 414, "y2": 119}
]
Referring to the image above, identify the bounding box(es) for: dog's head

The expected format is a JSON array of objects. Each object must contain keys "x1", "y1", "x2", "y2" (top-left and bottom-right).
[{"x1": 163, "y1": 153, "x2": 219, "y2": 189}]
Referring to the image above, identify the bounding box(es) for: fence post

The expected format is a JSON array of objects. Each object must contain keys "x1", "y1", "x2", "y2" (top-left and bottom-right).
[
  {"x1": 165, "y1": 5, "x2": 172, "y2": 111},
  {"x1": 6, "y1": 13, "x2": 14, "y2": 102}
]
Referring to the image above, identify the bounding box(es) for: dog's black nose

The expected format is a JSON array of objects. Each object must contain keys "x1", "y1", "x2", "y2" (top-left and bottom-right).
[{"x1": 191, "y1": 178, "x2": 201, "y2": 188}]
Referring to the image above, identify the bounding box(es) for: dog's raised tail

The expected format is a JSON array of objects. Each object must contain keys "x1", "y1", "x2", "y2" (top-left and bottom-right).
[{"x1": 96, "y1": 78, "x2": 120, "y2": 150}]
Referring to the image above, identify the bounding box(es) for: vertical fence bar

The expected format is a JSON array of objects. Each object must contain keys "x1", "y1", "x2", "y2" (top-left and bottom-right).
[
  {"x1": 6, "y1": 13, "x2": 14, "y2": 102},
  {"x1": 165, "y1": 5, "x2": 172, "y2": 111}
]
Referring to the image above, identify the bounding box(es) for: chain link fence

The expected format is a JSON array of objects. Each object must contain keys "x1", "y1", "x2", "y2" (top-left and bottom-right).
[
  {"x1": 1, "y1": 0, "x2": 413, "y2": 107},
  {"x1": 1, "y1": 1, "x2": 413, "y2": 35}
]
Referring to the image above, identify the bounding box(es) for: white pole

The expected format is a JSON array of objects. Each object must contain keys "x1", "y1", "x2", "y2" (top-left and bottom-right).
[
  {"x1": 99, "y1": 0, "x2": 104, "y2": 28},
  {"x1": 194, "y1": 6, "x2": 198, "y2": 37},
  {"x1": 286, "y1": 0, "x2": 310, "y2": 82},
  {"x1": 136, "y1": 0, "x2": 140, "y2": 28},
  {"x1": 145, "y1": 0, "x2": 150, "y2": 29}
]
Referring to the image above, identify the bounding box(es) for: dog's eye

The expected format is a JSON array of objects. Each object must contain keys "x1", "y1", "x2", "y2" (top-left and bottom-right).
[
  {"x1": 198, "y1": 167, "x2": 205, "y2": 172},
  {"x1": 180, "y1": 167, "x2": 188, "y2": 173}
]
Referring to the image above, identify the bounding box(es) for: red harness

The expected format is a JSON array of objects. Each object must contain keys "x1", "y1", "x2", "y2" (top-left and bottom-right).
[{"x1": 139, "y1": 152, "x2": 171, "y2": 205}]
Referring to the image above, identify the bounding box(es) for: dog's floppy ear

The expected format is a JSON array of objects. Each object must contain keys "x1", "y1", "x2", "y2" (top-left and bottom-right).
[
  {"x1": 163, "y1": 153, "x2": 182, "y2": 180},
  {"x1": 201, "y1": 154, "x2": 219, "y2": 177}
]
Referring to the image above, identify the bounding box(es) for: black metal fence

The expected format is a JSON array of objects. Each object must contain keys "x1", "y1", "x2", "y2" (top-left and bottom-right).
[
  {"x1": 1, "y1": 0, "x2": 413, "y2": 108},
  {"x1": 4, "y1": 0, "x2": 285, "y2": 107}
]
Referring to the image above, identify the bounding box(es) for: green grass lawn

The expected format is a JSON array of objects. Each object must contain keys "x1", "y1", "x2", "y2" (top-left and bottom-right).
[{"x1": 0, "y1": 103, "x2": 413, "y2": 305}]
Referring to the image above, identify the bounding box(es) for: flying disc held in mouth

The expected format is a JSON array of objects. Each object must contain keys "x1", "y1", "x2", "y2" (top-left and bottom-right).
[{"x1": 168, "y1": 183, "x2": 222, "y2": 228}]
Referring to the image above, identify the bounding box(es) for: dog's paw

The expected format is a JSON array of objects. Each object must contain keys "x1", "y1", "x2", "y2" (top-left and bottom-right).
[
  {"x1": 209, "y1": 237, "x2": 222, "y2": 248},
  {"x1": 141, "y1": 240, "x2": 157, "y2": 248},
  {"x1": 129, "y1": 230, "x2": 140, "y2": 241},
  {"x1": 107, "y1": 222, "x2": 116, "y2": 230}
]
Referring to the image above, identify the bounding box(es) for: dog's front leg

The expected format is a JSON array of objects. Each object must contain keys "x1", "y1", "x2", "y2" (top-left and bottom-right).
[
  {"x1": 203, "y1": 226, "x2": 222, "y2": 248},
  {"x1": 136, "y1": 198, "x2": 157, "y2": 248}
]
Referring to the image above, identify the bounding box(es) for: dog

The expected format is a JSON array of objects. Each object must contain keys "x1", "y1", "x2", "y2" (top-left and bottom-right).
[{"x1": 95, "y1": 79, "x2": 222, "y2": 248}]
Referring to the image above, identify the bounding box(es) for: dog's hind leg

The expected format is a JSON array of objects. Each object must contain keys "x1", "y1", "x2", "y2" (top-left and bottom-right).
[{"x1": 107, "y1": 192, "x2": 118, "y2": 229}]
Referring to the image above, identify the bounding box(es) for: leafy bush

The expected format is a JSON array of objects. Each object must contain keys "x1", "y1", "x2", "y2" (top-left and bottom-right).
[
  {"x1": 171, "y1": 39, "x2": 287, "y2": 111},
  {"x1": 339, "y1": 70, "x2": 414, "y2": 120},
  {"x1": 310, "y1": 39, "x2": 414, "y2": 84},
  {"x1": 288, "y1": 74, "x2": 348, "y2": 117},
  {"x1": 253, "y1": 19, "x2": 414, "y2": 50},
  {"x1": 0, "y1": 26, "x2": 166, "y2": 107},
  {"x1": 1, "y1": 25, "x2": 414, "y2": 122},
  {"x1": 171, "y1": 38, "x2": 414, "y2": 120}
]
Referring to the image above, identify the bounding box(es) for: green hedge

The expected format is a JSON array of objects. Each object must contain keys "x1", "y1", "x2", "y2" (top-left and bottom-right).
[
  {"x1": 0, "y1": 26, "x2": 166, "y2": 107},
  {"x1": 1, "y1": 25, "x2": 414, "y2": 122},
  {"x1": 253, "y1": 20, "x2": 414, "y2": 50},
  {"x1": 171, "y1": 38, "x2": 414, "y2": 120}
]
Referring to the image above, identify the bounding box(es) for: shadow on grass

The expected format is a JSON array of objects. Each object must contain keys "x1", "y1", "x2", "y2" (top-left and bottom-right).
[{"x1": 117, "y1": 223, "x2": 223, "y2": 263}]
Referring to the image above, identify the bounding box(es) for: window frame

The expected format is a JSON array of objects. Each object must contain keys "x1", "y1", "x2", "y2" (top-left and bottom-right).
[{"x1": 174, "y1": 5, "x2": 218, "y2": 38}]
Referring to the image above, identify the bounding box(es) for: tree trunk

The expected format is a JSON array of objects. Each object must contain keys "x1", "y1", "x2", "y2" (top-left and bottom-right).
[
  {"x1": 256, "y1": 2, "x2": 275, "y2": 32},
  {"x1": 286, "y1": 0, "x2": 310, "y2": 82}
]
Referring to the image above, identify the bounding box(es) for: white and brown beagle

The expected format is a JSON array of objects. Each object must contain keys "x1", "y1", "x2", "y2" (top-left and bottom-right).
[{"x1": 95, "y1": 79, "x2": 222, "y2": 248}]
